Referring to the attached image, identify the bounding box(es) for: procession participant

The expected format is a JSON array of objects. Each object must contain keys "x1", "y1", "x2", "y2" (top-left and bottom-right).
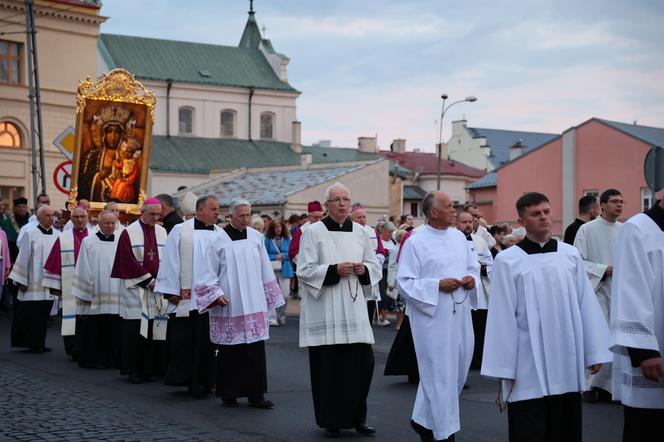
[
  {"x1": 456, "y1": 210, "x2": 493, "y2": 370},
  {"x1": 464, "y1": 203, "x2": 495, "y2": 248},
  {"x1": 481, "y1": 192, "x2": 611, "y2": 442},
  {"x1": 63, "y1": 199, "x2": 95, "y2": 232},
  {"x1": 179, "y1": 192, "x2": 198, "y2": 220},
  {"x1": 0, "y1": 229, "x2": 10, "y2": 312},
  {"x1": 16, "y1": 193, "x2": 50, "y2": 247},
  {"x1": 155, "y1": 193, "x2": 183, "y2": 234},
  {"x1": 9, "y1": 206, "x2": 60, "y2": 353},
  {"x1": 264, "y1": 218, "x2": 293, "y2": 326},
  {"x1": 72, "y1": 210, "x2": 124, "y2": 368},
  {"x1": 398, "y1": 192, "x2": 479, "y2": 442},
  {"x1": 288, "y1": 200, "x2": 324, "y2": 262},
  {"x1": 574, "y1": 188, "x2": 623, "y2": 402},
  {"x1": 610, "y1": 197, "x2": 664, "y2": 441},
  {"x1": 563, "y1": 195, "x2": 599, "y2": 245},
  {"x1": 155, "y1": 195, "x2": 221, "y2": 397},
  {"x1": 43, "y1": 206, "x2": 90, "y2": 359},
  {"x1": 1, "y1": 197, "x2": 31, "y2": 311},
  {"x1": 298, "y1": 183, "x2": 381, "y2": 437},
  {"x1": 201, "y1": 198, "x2": 284, "y2": 408},
  {"x1": 111, "y1": 198, "x2": 169, "y2": 383},
  {"x1": 101, "y1": 201, "x2": 124, "y2": 233}
]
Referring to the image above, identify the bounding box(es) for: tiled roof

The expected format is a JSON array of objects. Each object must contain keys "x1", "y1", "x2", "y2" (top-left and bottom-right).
[
  {"x1": 467, "y1": 172, "x2": 497, "y2": 189},
  {"x1": 99, "y1": 34, "x2": 297, "y2": 93},
  {"x1": 380, "y1": 151, "x2": 485, "y2": 178},
  {"x1": 149, "y1": 136, "x2": 383, "y2": 174},
  {"x1": 466, "y1": 127, "x2": 558, "y2": 168},
  {"x1": 403, "y1": 185, "x2": 427, "y2": 200},
  {"x1": 172, "y1": 164, "x2": 372, "y2": 206},
  {"x1": 598, "y1": 119, "x2": 664, "y2": 147}
]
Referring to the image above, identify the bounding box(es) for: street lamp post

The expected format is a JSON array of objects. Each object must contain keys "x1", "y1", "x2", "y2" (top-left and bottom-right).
[{"x1": 436, "y1": 94, "x2": 477, "y2": 190}]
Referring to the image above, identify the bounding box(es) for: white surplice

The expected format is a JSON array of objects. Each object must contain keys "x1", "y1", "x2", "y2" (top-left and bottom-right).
[
  {"x1": 72, "y1": 233, "x2": 124, "y2": 315},
  {"x1": 610, "y1": 213, "x2": 664, "y2": 409},
  {"x1": 574, "y1": 216, "x2": 622, "y2": 392},
  {"x1": 397, "y1": 225, "x2": 479, "y2": 441},
  {"x1": 10, "y1": 226, "x2": 59, "y2": 302},
  {"x1": 469, "y1": 233, "x2": 493, "y2": 310},
  {"x1": 363, "y1": 224, "x2": 383, "y2": 301},
  {"x1": 481, "y1": 240, "x2": 612, "y2": 404},
  {"x1": 297, "y1": 220, "x2": 382, "y2": 347},
  {"x1": 15, "y1": 214, "x2": 38, "y2": 248}
]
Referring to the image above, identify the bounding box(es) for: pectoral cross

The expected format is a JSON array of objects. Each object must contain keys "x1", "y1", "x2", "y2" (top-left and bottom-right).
[{"x1": 146, "y1": 249, "x2": 156, "y2": 261}]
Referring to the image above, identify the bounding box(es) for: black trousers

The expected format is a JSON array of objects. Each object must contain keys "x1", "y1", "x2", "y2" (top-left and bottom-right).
[
  {"x1": 165, "y1": 311, "x2": 214, "y2": 391},
  {"x1": 470, "y1": 309, "x2": 487, "y2": 370},
  {"x1": 309, "y1": 343, "x2": 374, "y2": 430},
  {"x1": 507, "y1": 392, "x2": 581, "y2": 442},
  {"x1": 384, "y1": 315, "x2": 419, "y2": 382},
  {"x1": 120, "y1": 319, "x2": 168, "y2": 378},
  {"x1": 63, "y1": 315, "x2": 83, "y2": 360},
  {"x1": 78, "y1": 314, "x2": 121, "y2": 369},
  {"x1": 11, "y1": 299, "x2": 53, "y2": 350},
  {"x1": 216, "y1": 340, "x2": 267, "y2": 400},
  {"x1": 623, "y1": 405, "x2": 664, "y2": 442}
]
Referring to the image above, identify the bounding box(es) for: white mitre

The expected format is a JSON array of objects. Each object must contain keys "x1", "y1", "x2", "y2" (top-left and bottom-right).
[{"x1": 180, "y1": 192, "x2": 197, "y2": 217}]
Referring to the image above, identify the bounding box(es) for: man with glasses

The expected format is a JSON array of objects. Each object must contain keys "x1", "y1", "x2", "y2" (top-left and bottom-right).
[
  {"x1": 297, "y1": 182, "x2": 381, "y2": 438},
  {"x1": 574, "y1": 188, "x2": 623, "y2": 403},
  {"x1": 464, "y1": 203, "x2": 495, "y2": 248}
]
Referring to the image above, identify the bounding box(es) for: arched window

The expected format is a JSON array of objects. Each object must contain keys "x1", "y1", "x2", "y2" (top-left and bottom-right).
[
  {"x1": 0, "y1": 121, "x2": 21, "y2": 148},
  {"x1": 178, "y1": 106, "x2": 194, "y2": 135},
  {"x1": 260, "y1": 112, "x2": 275, "y2": 140},
  {"x1": 220, "y1": 110, "x2": 235, "y2": 137}
]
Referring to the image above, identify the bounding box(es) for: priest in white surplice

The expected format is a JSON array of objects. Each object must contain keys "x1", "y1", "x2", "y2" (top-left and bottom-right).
[
  {"x1": 481, "y1": 192, "x2": 612, "y2": 442},
  {"x1": 398, "y1": 192, "x2": 479, "y2": 442},
  {"x1": 298, "y1": 183, "x2": 382, "y2": 438},
  {"x1": 198, "y1": 198, "x2": 284, "y2": 409},
  {"x1": 10, "y1": 206, "x2": 60, "y2": 353},
  {"x1": 574, "y1": 188, "x2": 623, "y2": 401},
  {"x1": 155, "y1": 195, "x2": 221, "y2": 398},
  {"x1": 72, "y1": 210, "x2": 124, "y2": 369},
  {"x1": 610, "y1": 196, "x2": 664, "y2": 441}
]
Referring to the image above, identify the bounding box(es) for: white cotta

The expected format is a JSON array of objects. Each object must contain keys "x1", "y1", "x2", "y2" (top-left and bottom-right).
[
  {"x1": 363, "y1": 224, "x2": 383, "y2": 301},
  {"x1": 15, "y1": 214, "x2": 38, "y2": 248},
  {"x1": 297, "y1": 220, "x2": 382, "y2": 347},
  {"x1": 610, "y1": 213, "x2": 664, "y2": 409},
  {"x1": 397, "y1": 225, "x2": 479, "y2": 441},
  {"x1": 469, "y1": 233, "x2": 493, "y2": 310},
  {"x1": 481, "y1": 241, "x2": 612, "y2": 404},
  {"x1": 574, "y1": 216, "x2": 622, "y2": 392},
  {"x1": 72, "y1": 233, "x2": 125, "y2": 315},
  {"x1": 10, "y1": 227, "x2": 59, "y2": 302},
  {"x1": 42, "y1": 229, "x2": 79, "y2": 336}
]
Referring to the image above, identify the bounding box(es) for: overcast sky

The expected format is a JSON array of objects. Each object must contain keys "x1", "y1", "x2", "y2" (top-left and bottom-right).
[{"x1": 101, "y1": 0, "x2": 664, "y2": 151}]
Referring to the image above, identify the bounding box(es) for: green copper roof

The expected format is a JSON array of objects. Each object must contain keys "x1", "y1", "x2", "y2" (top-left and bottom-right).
[
  {"x1": 99, "y1": 34, "x2": 297, "y2": 93},
  {"x1": 239, "y1": 10, "x2": 262, "y2": 49},
  {"x1": 149, "y1": 136, "x2": 383, "y2": 174}
]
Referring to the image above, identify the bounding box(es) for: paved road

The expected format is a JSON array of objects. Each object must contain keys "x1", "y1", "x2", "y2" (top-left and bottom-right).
[{"x1": 0, "y1": 311, "x2": 622, "y2": 441}]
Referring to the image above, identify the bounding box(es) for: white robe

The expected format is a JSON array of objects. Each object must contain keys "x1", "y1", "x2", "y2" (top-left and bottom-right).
[
  {"x1": 16, "y1": 214, "x2": 38, "y2": 248},
  {"x1": 10, "y1": 227, "x2": 59, "y2": 302},
  {"x1": 610, "y1": 213, "x2": 664, "y2": 409},
  {"x1": 201, "y1": 227, "x2": 284, "y2": 346},
  {"x1": 481, "y1": 240, "x2": 612, "y2": 404},
  {"x1": 574, "y1": 216, "x2": 622, "y2": 392},
  {"x1": 297, "y1": 220, "x2": 382, "y2": 347},
  {"x1": 470, "y1": 233, "x2": 493, "y2": 310},
  {"x1": 363, "y1": 224, "x2": 383, "y2": 301},
  {"x1": 72, "y1": 233, "x2": 124, "y2": 315},
  {"x1": 397, "y1": 225, "x2": 479, "y2": 441}
]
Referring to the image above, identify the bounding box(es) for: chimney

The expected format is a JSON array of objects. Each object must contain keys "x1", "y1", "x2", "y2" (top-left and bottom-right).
[
  {"x1": 437, "y1": 143, "x2": 449, "y2": 160},
  {"x1": 391, "y1": 138, "x2": 406, "y2": 153},
  {"x1": 509, "y1": 139, "x2": 524, "y2": 161},
  {"x1": 358, "y1": 136, "x2": 378, "y2": 153},
  {"x1": 300, "y1": 153, "x2": 312, "y2": 168},
  {"x1": 291, "y1": 121, "x2": 302, "y2": 153}
]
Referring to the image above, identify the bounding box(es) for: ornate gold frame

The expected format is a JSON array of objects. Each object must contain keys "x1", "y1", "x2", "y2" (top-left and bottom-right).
[{"x1": 69, "y1": 68, "x2": 156, "y2": 215}]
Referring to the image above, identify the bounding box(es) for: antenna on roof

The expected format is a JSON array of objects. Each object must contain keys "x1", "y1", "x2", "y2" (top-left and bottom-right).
[{"x1": 249, "y1": 0, "x2": 255, "y2": 15}]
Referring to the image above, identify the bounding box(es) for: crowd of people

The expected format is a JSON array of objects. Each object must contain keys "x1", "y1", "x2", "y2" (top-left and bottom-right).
[{"x1": 0, "y1": 183, "x2": 662, "y2": 442}]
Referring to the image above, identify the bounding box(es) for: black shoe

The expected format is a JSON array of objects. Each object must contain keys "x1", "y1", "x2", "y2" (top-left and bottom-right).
[
  {"x1": 248, "y1": 398, "x2": 274, "y2": 409},
  {"x1": 28, "y1": 347, "x2": 51, "y2": 353},
  {"x1": 191, "y1": 386, "x2": 209, "y2": 398},
  {"x1": 324, "y1": 429, "x2": 340, "y2": 438},
  {"x1": 463, "y1": 383, "x2": 469, "y2": 390},
  {"x1": 410, "y1": 420, "x2": 434, "y2": 442},
  {"x1": 355, "y1": 423, "x2": 376, "y2": 435},
  {"x1": 222, "y1": 398, "x2": 239, "y2": 407},
  {"x1": 128, "y1": 373, "x2": 144, "y2": 384}
]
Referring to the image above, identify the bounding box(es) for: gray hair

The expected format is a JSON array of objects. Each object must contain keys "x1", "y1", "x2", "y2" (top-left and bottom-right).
[
  {"x1": 140, "y1": 203, "x2": 160, "y2": 213},
  {"x1": 324, "y1": 182, "x2": 350, "y2": 202},
  {"x1": 421, "y1": 192, "x2": 436, "y2": 218},
  {"x1": 98, "y1": 210, "x2": 117, "y2": 222},
  {"x1": 229, "y1": 198, "x2": 251, "y2": 213},
  {"x1": 380, "y1": 221, "x2": 397, "y2": 232},
  {"x1": 36, "y1": 205, "x2": 53, "y2": 217}
]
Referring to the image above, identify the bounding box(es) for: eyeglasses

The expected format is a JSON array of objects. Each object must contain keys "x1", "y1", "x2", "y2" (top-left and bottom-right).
[{"x1": 327, "y1": 197, "x2": 351, "y2": 204}]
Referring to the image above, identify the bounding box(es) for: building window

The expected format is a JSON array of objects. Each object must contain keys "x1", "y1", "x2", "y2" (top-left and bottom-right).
[
  {"x1": 220, "y1": 110, "x2": 235, "y2": 137},
  {"x1": 0, "y1": 121, "x2": 21, "y2": 148},
  {"x1": 260, "y1": 112, "x2": 274, "y2": 139},
  {"x1": 178, "y1": 106, "x2": 194, "y2": 135},
  {"x1": 642, "y1": 187, "x2": 654, "y2": 211},
  {"x1": 410, "y1": 202, "x2": 419, "y2": 217},
  {"x1": 0, "y1": 40, "x2": 21, "y2": 84}
]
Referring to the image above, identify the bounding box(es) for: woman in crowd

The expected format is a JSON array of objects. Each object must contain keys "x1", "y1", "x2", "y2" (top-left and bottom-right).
[{"x1": 264, "y1": 219, "x2": 293, "y2": 326}]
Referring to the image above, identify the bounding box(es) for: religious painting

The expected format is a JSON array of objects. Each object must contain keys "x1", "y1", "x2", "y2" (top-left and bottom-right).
[{"x1": 69, "y1": 69, "x2": 156, "y2": 215}]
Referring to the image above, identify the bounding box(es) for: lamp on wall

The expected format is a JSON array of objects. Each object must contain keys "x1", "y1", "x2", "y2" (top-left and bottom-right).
[{"x1": 437, "y1": 95, "x2": 477, "y2": 190}]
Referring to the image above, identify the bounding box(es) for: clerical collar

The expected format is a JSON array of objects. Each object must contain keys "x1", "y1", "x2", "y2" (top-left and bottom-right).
[
  {"x1": 138, "y1": 219, "x2": 154, "y2": 230},
  {"x1": 194, "y1": 217, "x2": 215, "y2": 231},
  {"x1": 645, "y1": 201, "x2": 664, "y2": 231},
  {"x1": 322, "y1": 216, "x2": 353, "y2": 232},
  {"x1": 224, "y1": 223, "x2": 247, "y2": 241},
  {"x1": 465, "y1": 233, "x2": 473, "y2": 241},
  {"x1": 517, "y1": 236, "x2": 557, "y2": 254},
  {"x1": 37, "y1": 225, "x2": 53, "y2": 235},
  {"x1": 96, "y1": 232, "x2": 114, "y2": 242}
]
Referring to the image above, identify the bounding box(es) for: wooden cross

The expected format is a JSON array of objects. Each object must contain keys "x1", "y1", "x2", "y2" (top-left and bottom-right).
[{"x1": 146, "y1": 249, "x2": 156, "y2": 261}]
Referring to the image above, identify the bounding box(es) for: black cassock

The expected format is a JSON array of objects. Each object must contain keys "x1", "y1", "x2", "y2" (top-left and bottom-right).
[{"x1": 384, "y1": 315, "x2": 419, "y2": 383}]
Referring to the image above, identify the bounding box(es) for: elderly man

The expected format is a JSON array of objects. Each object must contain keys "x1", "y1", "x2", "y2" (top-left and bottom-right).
[
  {"x1": 43, "y1": 206, "x2": 90, "y2": 359},
  {"x1": 197, "y1": 198, "x2": 283, "y2": 408},
  {"x1": 288, "y1": 200, "x2": 324, "y2": 262},
  {"x1": 156, "y1": 195, "x2": 222, "y2": 397},
  {"x1": 398, "y1": 192, "x2": 479, "y2": 442},
  {"x1": 111, "y1": 198, "x2": 169, "y2": 383},
  {"x1": 101, "y1": 201, "x2": 124, "y2": 233},
  {"x1": 63, "y1": 199, "x2": 95, "y2": 232},
  {"x1": 10, "y1": 206, "x2": 60, "y2": 353},
  {"x1": 298, "y1": 183, "x2": 382, "y2": 437}
]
